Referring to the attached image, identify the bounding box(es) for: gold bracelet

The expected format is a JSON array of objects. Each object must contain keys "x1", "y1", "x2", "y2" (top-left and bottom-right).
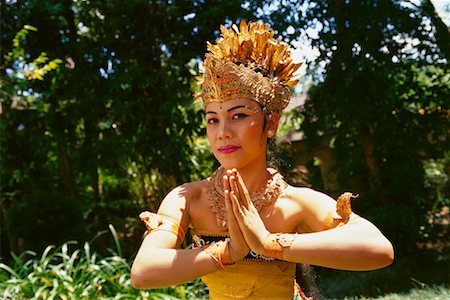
[
  {"x1": 264, "y1": 233, "x2": 298, "y2": 260},
  {"x1": 139, "y1": 211, "x2": 186, "y2": 242},
  {"x1": 202, "y1": 240, "x2": 234, "y2": 269}
]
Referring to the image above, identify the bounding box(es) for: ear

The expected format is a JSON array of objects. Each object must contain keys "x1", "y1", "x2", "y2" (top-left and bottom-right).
[{"x1": 267, "y1": 112, "x2": 281, "y2": 138}]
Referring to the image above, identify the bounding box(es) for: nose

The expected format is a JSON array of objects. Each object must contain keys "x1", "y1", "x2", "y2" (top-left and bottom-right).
[{"x1": 218, "y1": 119, "x2": 232, "y2": 140}]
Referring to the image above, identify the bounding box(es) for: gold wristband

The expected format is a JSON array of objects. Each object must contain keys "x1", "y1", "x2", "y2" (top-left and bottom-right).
[
  {"x1": 264, "y1": 233, "x2": 298, "y2": 260},
  {"x1": 202, "y1": 240, "x2": 234, "y2": 269}
]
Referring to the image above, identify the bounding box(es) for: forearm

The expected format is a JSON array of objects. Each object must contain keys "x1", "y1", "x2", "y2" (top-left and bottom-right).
[
  {"x1": 285, "y1": 225, "x2": 394, "y2": 270},
  {"x1": 131, "y1": 246, "x2": 218, "y2": 289},
  {"x1": 265, "y1": 219, "x2": 394, "y2": 271}
]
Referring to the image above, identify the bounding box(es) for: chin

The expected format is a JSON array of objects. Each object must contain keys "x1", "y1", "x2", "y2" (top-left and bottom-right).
[
  {"x1": 219, "y1": 162, "x2": 239, "y2": 170},
  {"x1": 216, "y1": 158, "x2": 243, "y2": 170}
]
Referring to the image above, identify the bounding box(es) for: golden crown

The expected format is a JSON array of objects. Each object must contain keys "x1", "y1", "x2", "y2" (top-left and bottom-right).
[{"x1": 197, "y1": 20, "x2": 302, "y2": 112}]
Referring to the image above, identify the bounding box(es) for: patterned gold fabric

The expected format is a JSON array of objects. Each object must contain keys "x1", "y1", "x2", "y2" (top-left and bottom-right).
[
  {"x1": 203, "y1": 259, "x2": 296, "y2": 299},
  {"x1": 192, "y1": 229, "x2": 296, "y2": 299}
]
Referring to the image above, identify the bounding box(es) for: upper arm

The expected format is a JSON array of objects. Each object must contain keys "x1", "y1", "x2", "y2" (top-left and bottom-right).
[
  {"x1": 297, "y1": 188, "x2": 380, "y2": 234},
  {"x1": 295, "y1": 188, "x2": 352, "y2": 232},
  {"x1": 141, "y1": 184, "x2": 191, "y2": 249}
]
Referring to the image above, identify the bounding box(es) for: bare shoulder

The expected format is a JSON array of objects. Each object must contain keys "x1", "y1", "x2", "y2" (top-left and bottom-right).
[
  {"x1": 284, "y1": 185, "x2": 336, "y2": 207},
  {"x1": 156, "y1": 179, "x2": 208, "y2": 225},
  {"x1": 159, "y1": 179, "x2": 207, "y2": 210}
]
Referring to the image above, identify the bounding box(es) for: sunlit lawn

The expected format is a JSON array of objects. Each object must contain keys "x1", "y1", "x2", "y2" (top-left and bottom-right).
[
  {"x1": 316, "y1": 249, "x2": 449, "y2": 300},
  {"x1": 366, "y1": 285, "x2": 449, "y2": 299}
]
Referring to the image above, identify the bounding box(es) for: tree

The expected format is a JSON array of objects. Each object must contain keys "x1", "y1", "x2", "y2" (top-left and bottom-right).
[
  {"x1": 1, "y1": 0, "x2": 252, "y2": 257},
  {"x1": 253, "y1": 0, "x2": 449, "y2": 254}
]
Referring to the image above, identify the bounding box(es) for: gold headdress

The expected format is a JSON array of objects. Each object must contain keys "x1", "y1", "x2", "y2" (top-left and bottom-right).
[{"x1": 197, "y1": 20, "x2": 302, "y2": 112}]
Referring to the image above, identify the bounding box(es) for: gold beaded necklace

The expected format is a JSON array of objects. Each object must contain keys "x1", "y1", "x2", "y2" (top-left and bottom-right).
[{"x1": 207, "y1": 167, "x2": 287, "y2": 229}]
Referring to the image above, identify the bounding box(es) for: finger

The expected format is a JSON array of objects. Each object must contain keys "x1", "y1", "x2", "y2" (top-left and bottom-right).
[
  {"x1": 226, "y1": 169, "x2": 235, "y2": 189},
  {"x1": 224, "y1": 190, "x2": 234, "y2": 221},
  {"x1": 224, "y1": 188, "x2": 229, "y2": 208},
  {"x1": 222, "y1": 174, "x2": 231, "y2": 193},
  {"x1": 230, "y1": 175, "x2": 247, "y2": 209},
  {"x1": 229, "y1": 175, "x2": 238, "y2": 196},
  {"x1": 235, "y1": 171, "x2": 251, "y2": 207},
  {"x1": 230, "y1": 190, "x2": 245, "y2": 223},
  {"x1": 224, "y1": 180, "x2": 239, "y2": 229},
  {"x1": 230, "y1": 169, "x2": 240, "y2": 193},
  {"x1": 226, "y1": 191, "x2": 245, "y2": 236},
  {"x1": 226, "y1": 187, "x2": 243, "y2": 226}
]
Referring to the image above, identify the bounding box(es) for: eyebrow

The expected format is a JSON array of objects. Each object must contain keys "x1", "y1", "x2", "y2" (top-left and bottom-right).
[
  {"x1": 205, "y1": 105, "x2": 253, "y2": 115},
  {"x1": 228, "y1": 105, "x2": 252, "y2": 112}
]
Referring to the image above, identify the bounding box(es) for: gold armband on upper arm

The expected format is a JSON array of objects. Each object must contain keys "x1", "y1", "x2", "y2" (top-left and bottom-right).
[
  {"x1": 139, "y1": 211, "x2": 185, "y2": 242},
  {"x1": 324, "y1": 192, "x2": 358, "y2": 230}
]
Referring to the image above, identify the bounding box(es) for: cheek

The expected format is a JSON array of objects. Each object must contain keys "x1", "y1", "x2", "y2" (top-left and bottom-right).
[
  {"x1": 206, "y1": 127, "x2": 214, "y2": 143},
  {"x1": 242, "y1": 120, "x2": 264, "y2": 139}
]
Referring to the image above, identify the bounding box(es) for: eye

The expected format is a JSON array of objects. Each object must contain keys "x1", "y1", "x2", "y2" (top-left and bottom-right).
[
  {"x1": 232, "y1": 113, "x2": 248, "y2": 120},
  {"x1": 206, "y1": 117, "x2": 218, "y2": 124}
]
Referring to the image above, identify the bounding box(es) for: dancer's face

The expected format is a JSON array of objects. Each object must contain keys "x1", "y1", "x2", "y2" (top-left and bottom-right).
[{"x1": 205, "y1": 98, "x2": 269, "y2": 170}]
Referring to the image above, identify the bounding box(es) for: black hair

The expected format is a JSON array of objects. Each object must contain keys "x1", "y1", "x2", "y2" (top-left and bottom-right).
[
  {"x1": 261, "y1": 104, "x2": 321, "y2": 299},
  {"x1": 296, "y1": 264, "x2": 322, "y2": 299},
  {"x1": 260, "y1": 105, "x2": 284, "y2": 170}
]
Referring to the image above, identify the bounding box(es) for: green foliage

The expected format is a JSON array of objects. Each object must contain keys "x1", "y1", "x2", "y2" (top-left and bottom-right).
[
  {"x1": 6, "y1": 188, "x2": 85, "y2": 255},
  {"x1": 0, "y1": 227, "x2": 207, "y2": 300},
  {"x1": 0, "y1": 0, "x2": 250, "y2": 259},
  {"x1": 419, "y1": 153, "x2": 450, "y2": 261},
  {"x1": 4, "y1": 25, "x2": 63, "y2": 81},
  {"x1": 259, "y1": 0, "x2": 449, "y2": 256},
  {"x1": 423, "y1": 155, "x2": 450, "y2": 208}
]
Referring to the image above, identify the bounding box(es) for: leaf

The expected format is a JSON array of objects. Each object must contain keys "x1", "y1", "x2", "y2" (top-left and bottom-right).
[
  {"x1": 24, "y1": 25, "x2": 38, "y2": 31},
  {"x1": 0, "y1": 263, "x2": 20, "y2": 278}
]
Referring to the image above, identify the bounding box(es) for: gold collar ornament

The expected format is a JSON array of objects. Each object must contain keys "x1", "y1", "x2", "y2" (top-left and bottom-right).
[
  {"x1": 208, "y1": 167, "x2": 288, "y2": 229},
  {"x1": 197, "y1": 20, "x2": 302, "y2": 112}
]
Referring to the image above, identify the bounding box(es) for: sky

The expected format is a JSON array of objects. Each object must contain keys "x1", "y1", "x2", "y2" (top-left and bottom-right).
[{"x1": 432, "y1": 0, "x2": 450, "y2": 25}]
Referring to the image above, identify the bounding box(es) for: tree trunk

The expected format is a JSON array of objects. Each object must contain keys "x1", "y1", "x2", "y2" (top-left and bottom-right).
[
  {"x1": 422, "y1": 0, "x2": 450, "y2": 59},
  {"x1": 57, "y1": 142, "x2": 79, "y2": 200},
  {"x1": 83, "y1": 118, "x2": 101, "y2": 203}
]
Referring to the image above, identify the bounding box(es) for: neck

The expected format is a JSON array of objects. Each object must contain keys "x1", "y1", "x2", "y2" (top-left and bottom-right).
[{"x1": 235, "y1": 160, "x2": 270, "y2": 194}]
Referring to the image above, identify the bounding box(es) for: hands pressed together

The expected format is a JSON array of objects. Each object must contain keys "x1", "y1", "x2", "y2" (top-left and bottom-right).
[{"x1": 223, "y1": 169, "x2": 272, "y2": 263}]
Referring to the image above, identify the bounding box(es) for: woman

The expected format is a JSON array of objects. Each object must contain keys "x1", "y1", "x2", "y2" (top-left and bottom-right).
[{"x1": 130, "y1": 20, "x2": 394, "y2": 299}]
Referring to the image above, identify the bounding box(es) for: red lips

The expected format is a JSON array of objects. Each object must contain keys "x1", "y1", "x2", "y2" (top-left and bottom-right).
[{"x1": 218, "y1": 144, "x2": 240, "y2": 154}]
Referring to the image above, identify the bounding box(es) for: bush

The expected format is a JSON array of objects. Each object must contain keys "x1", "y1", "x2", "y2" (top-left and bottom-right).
[
  {"x1": 361, "y1": 204, "x2": 423, "y2": 257},
  {"x1": 6, "y1": 188, "x2": 85, "y2": 254},
  {"x1": 0, "y1": 226, "x2": 207, "y2": 299}
]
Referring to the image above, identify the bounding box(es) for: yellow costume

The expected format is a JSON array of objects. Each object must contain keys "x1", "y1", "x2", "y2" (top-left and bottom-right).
[{"x1": 192, "y1": 230, "x2": 301, "y2": 300}]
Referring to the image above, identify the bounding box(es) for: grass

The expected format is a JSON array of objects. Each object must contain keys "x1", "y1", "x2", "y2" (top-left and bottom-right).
[
  {"x1": 1, "y1": 226, "x2": 448, "y2": 299},
  {"x1": 0, "y1": 225, "x2": 206, "y2": 300},
  {"x1": 315, "y1": 249, "x2": 449, "y2": 300},
  {"x1": 365, "y1": 285, "x2": 449, "y2": 299}
]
